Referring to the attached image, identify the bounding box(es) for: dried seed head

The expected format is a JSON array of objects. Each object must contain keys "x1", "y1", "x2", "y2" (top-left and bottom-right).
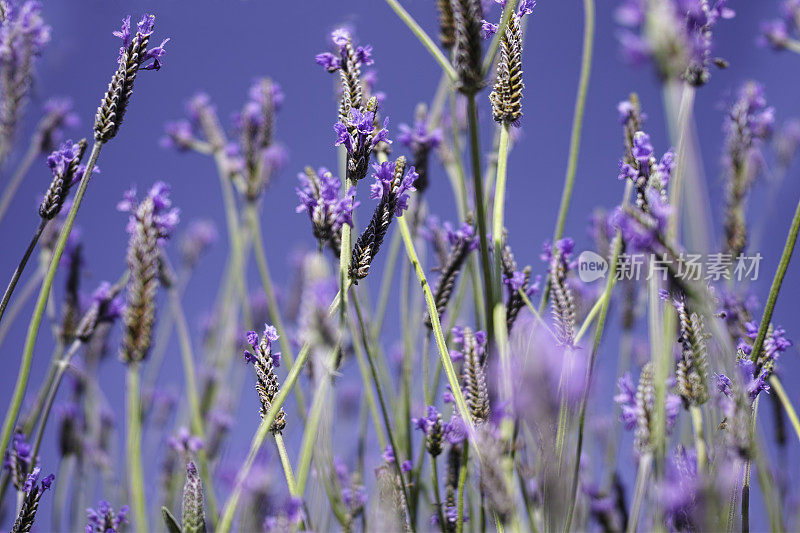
[
  {"x1": 438, "y1": 0, "x2": 456, "y2": 49},
  {"x1": 452, "y1": 0, "x2": 484, "y2": 94},
  {"x1": 546, "y1": 239, "x2": 576, "y2": 347},
  {"x1": 118, "y1": 183, "x2": 179, "y2": 364},
  {"x1": 456, "y1": 326, "x2": 490, "y2": 423},
  {"x1": 672, "y1": 297, "x2": 710, "y2": 407},
  {"x1": 182, "y1": 461, "x2": 206, "y2": 533},
  {"x1": 490, "y1": 11, "x2": 525, "y2": 125}
]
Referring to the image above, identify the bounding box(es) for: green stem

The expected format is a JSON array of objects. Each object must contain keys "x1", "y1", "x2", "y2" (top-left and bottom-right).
[
  {"x1": 742, "y1": 397, "x2": 759, "y2": 533},
  {"x1": 564, "y1": 180, "x2": 632, "y2": 532},
  {"x1": 384, "y1": 0, "x2": 458, "y2": 82},
  {"x1": 0, "y1": 141, "x2": 102, "y2": 457},
  {"x1": 0, "y1": 267, "x2": 41, "y2": 351},
  {"x1": 0, "y1": 131, "x2": 39, "y2": 226},
  {"x1": 295, "y1": 369, "x2": 333, "y2": 495},
  {"x1": 770, "y1": 375, "x2": 800, "y2": 445},
  {"x1": 352, "y1": 291, "x2": 414, "y2": 530},
  {"x1": 397, "y1": 215, "x2": 475, "y2": 435},
  {"x1": 0, "y1": 221, "x2": 45, "y2": 328},
  {"x1": 748, "y1": 195, "x2": 800, "y2": 364},
  {"x1": 666, "y1": 83, "x2": 695, "y2": 243},
  {"x1": 689, "y1": 405, "x2": 706, "y2": 474},
  {"x1": 432, "y1": 457, "x2": 446, "y2": 532},
  {"x1": 246, "y1": 203, "x2": 307, "y2": 416},
  {"x1": 466, "y1": 94, "x2": 494, "y2": 339},
  {"x1": 274, "y1": 432, "x2": 298, "y2": 497},
  {"x1": 540, "y1": 0, "x2": 594, "y2": 313},
  {"x1": 456, "y1": 443, "x2": 469, "y2": 533},
  {"x1": 169, "y1": 285, "x2": 218, "y2": 523},
  {"x1": 217, "y1": 286, "x2": 348, "y2": 533},
  {"x1": 126, "y1": 363, "x2": 147, "y2": 533},
  {"x1": 627, "y1": 453, "x2": 652, "y2": 533}
]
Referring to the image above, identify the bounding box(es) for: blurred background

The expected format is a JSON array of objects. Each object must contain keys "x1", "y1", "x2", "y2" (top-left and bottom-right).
[{"x1": 1, "y1": 0, "x2": 799, "y2": 530}]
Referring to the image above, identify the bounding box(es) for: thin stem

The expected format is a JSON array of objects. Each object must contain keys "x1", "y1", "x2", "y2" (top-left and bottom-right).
[
  {"x1": 627, "y1": 453, "x2": 652, "y2": 533},
  {"x1": 295, "y1": 369, "x2": 333, "y2": 495},
  {"x1": 0, "y1": 141, "x2": 102, "y2": 457},
  {"x1": 467, "y1": 94, "x2": 494, "y2": 339},
  {"x1": 126, "y1": 363, "x2": 147, "y2": 533},
  {"x1": 539, "y1": 0, "x2": 594, "y2": 313},
  {"x1": 432, "y1": 457, "x2": 446, "y2": 531},
  {"x1": 742, "y1": 397, "x2": 759, "y2": 533},
  {"x1": 564, "y1": 182, "x2": 632, "y2": 530},
  {"x1": 0, "y1": 132, "x2": 39, "y2": 226},
  {"x1": 666, "y1": 84, "x2": 696, "y2": 244},
  {"x1": 770, "y1": 375, "x2": 800, "y2": 445},
  {"x1": 491, "y1": 123, "x2": 510, "y2": 285},
  {"x1": 0, "y1": 267, "x2": 41, "y2": 351},
  {"x1": 456, "y1": 443, "x2": 469, "y2": 533},
  {"x1": 217, "y1": 285, "x2": 348, "y2": 533},
  {"x1": 352, "y1": 291, "x2": 414, "y2": 530},
  {"x1": 274, "y1": 432, "x2": 298, "y2": 497},
  {"x1": 397, "y1": 215, "x2": 476, "y2": 435},
  {"x1": 0, "y1": 220, "x2": 46, "y2": 327},
  {"x1": 573, "y1": 291, "x2": 604, "y2": 346},
  {"x1": 246, "y1": 203, "x2": 307, "y2": 416},
  {"x1": 384, "y1": 0, "x2": 458, "y2": 82},
  {"x1": 169, "y1": 285, "x2": 219, "y2": 523},
  {"x1": 749, "y1": 195, "x2": 800, "y2": 364},
  {"x1": 30, "y1": 339, "x2": 81, "y2": 461},
  {"x1": 372, "y1": 228, "x2": 402, "y2": 340},
  {"x1": 690, "y1": 406, "x2": 707, "y2": 474}
]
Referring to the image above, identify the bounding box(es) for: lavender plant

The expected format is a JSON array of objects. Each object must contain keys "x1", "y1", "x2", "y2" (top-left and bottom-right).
[{"x1": 2, "y1": 1, "x2": 800, "y2": 532}]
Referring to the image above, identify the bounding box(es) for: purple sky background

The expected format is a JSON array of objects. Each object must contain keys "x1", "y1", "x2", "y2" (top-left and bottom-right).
[{"x1": 1, "y1": 0, "x2": 799, "y2": 529}]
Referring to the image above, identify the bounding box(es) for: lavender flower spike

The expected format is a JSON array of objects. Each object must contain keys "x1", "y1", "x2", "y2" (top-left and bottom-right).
[
  {"x1": 296, "y1": 167, "x2": 358, "y2": 254},
  {"x1": 118, "y1": 182, "x2": 179, "y2": 364},
  {"x1": 182, "y1": 461, "x2": 206, "y2": 533},
  {"x1": 349, "y1": 157, "x2": 417, "y2": 282},
  {"x1": 86, "y1": 500, "x2": 130, "y2": 533},
  {"x1": 10, "y1": 467, "x2": 54, "y2": 533},
  {"x1": 94, "y1": 14, "x2": 168, "y2": 142},
  {"x1": 39, "y1": 139, "x2": 88, "y2": 220},
  {"x1": 244, "y1": 324, "x2": 286, "y2": 432},
  {"x1": 0, "y1": 0, "x2": 51, "y2": 162}
]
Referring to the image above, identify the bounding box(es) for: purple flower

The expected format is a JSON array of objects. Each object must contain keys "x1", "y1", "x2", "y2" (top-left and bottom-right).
[
  {"x1": 335, "y1": 108, "x2": 391, "y2": 157},
  {"x1": 398, "y1": 119, "x2": 442, "y2": 153},
  {"x1": 614, "y1": 373, "x2": 639, "y2": 430},
  {"x1": 117, "y1": 182, "x2": 180, "y2": 240},
  {"x1": 167, "y1": 427, "x2": 204, "y2": 455},
  {"x1": 368, "y1": 160, "x2": 417, "y2": 216},
  {"x1": 482, "y1": 20, "x2": 499, "y2": 38},
  {"x1": 161, "y1": 120, "x2": 196, "y2": 151},
  {"x1": 315, "y1": 28, "x2": 373, "y2": 72},
  {"x1": 86, "y1": 500, "x2": 130, "y2": 533},
  {"x1": 382, "y1": 444, "x2": 396, "y2": 463},
  {"x1": 444, "y1": 414, "x2": 467, "y2": 444}
]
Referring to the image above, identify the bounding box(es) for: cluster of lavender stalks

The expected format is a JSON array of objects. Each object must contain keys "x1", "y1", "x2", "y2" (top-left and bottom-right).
[{"x1": 1, "y1": 0, "x2": 800, "y2": 531}]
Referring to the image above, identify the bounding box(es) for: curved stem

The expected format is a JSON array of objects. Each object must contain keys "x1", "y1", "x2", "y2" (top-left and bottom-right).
[
  {"x1": 770, "y1": 375, "x2": 800, "y2": 445},
  {"x1": 0, "y1": 220, "x2": 46, "y2": 327},
  {"x1": 0, "y1": 141, "x2": 102, "y2": 457},
  {"x1": 127, "y1": 363, "x2": 147, "y2": 533},
  {"x1": 384, "y1": 0, "x2": 458, "y2": 82},
  {"x1": 217, "y1": 285, "x2": 348, "y2": 533},
  {"x1": 749, "y1": 195, "x2": 800, "y2": 364},
  {"x1": 246, "y1": 203, "x2": 307, "y2": 416},
  {"x1": 397, "y1": 215, "x2": 475, "y2": 436},
  {"x1": 0, "y1": 134, "x2": 39, "y2": 226},
  {"x1": 540, "y1": 0, "x2": 594, "y2": 313}
]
